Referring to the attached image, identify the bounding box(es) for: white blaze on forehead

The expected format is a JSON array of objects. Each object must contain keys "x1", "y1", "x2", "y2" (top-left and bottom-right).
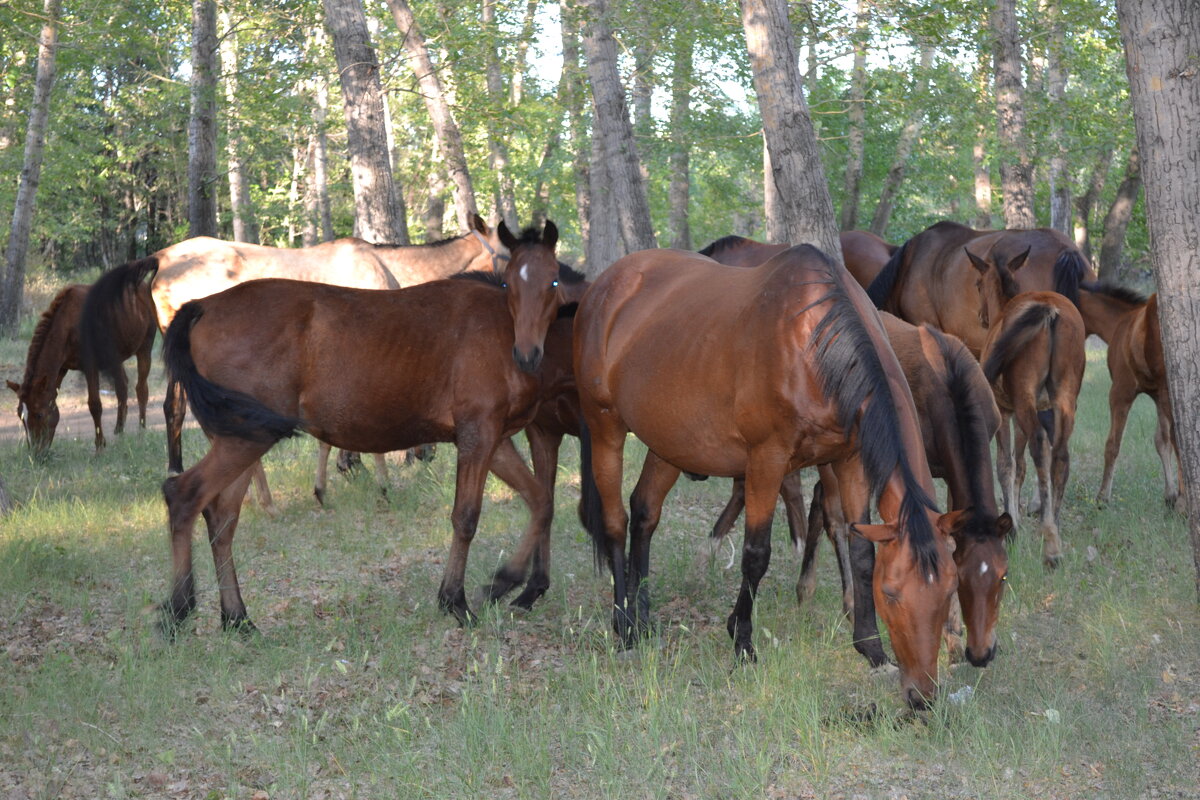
[
  {"x1": 519, "y1": 264, "x2": 530, "y2": 282},
  {"x1": 979, "y1": 562, "x2": 989, "y2": 576}
]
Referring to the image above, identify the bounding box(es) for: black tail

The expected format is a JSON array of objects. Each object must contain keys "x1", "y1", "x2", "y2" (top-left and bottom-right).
[
  {"x1": 163, "y1": 302, "x2": 303, "y2": 444},
  {"x1": 982, "y1": 304, "x2": 1056, "y2": 384},
  {"x1": 1052, "y1": 250, "x2": 1088, "y2": 309},
  {"x1": 79, "y1": 256, "x2": 160, "y2": 386},
  {"x1": 865, "y1": 239, "x2": 908, "y2": 309},
  {"x1": 576, "y1": 418, "x2": 611, "y2": 573}
]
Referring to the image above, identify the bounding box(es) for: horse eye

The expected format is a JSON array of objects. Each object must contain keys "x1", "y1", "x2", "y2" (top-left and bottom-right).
[
  {"x1": 501, "y1": 281, "x2": 508, "y2": 289},
  {"x1": 552, "y1": 280, "x2": 559, "y2": 287}
]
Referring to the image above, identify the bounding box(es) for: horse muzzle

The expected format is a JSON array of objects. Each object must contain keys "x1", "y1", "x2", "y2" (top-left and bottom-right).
[
  {"x1": 512, "y1": 345, "x2": 543, "y2": 373},
  {"x1": 966, "y1": 642, "x2": 997, "y2": 668}
]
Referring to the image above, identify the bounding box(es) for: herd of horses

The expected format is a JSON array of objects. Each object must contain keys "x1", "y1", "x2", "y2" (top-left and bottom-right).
[{"x1": 6, "y1": 215, "x2": 1182, "y2": 709}]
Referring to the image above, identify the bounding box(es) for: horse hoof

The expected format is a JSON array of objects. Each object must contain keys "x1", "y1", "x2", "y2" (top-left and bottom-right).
[
  {"x1": 313, "y1": 487, "x2": 326, "y2": 507},
  {"x1": 1043, "y1": 553, "x2": 1063, "y2": 570}
]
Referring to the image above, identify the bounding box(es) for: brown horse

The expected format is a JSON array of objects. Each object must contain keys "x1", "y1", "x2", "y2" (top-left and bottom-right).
[
  {"x1": 7, "y1": 283, "x2": 155, "y2": 455},
  {"x1": 79, "y1": 213, "x2": 508, "y2": 475},
  {"x1": 1078, "y1": 283, "x2": 1181, "y2": 510},
  {"x1": 575, "y1": 245, "x2": 959, "y2": 708},
  {"x1": 969, "y1": 247, "x2": 1086, "y2": 567},
  {"x1": 698, "y1": 230, "x2": 896, "y2": 289},
  {"x1": 868, "y1": 221, "x2": 1094, "y2": 356},
  {"x1": 156, "y1": 222, "x2": 566, "y2": 635}
]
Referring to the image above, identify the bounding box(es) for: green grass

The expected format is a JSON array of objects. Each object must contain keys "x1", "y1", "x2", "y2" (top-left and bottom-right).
[{"x1": 1, "y1": 343, "x2": 1197, "y2": 799}]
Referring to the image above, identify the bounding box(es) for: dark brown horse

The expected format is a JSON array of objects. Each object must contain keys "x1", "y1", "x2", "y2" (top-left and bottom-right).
[
  {"x1": 970, "y1": 247, "x2": 1086, "y2": 567},
  {"x1": 157, "y1": 222, "x2": 566, "y2": 635},
  {"x1": 1078, "y1": 283, "x2": 1181, "y2": 510},
  {"x1": 698, "y1": 230, "x2": 896, "y2": 289},
  {"x1": 575, "y1": 245, "x2": 960, "y2": 708},
  {"x1": 868, "y1": 221, "x2": 1094, "y2": 356},
  {"x1": 7, "y1": 283, "x2": 155, "y2": 455}
]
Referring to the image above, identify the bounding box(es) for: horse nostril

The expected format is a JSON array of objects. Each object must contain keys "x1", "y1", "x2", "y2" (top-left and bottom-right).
[
  {"x1": 966, "y1": 644, "x2": 996, "y2": 667},
  {"x1": 905, "y1": 687, "x2": 933, "y2": 711}
]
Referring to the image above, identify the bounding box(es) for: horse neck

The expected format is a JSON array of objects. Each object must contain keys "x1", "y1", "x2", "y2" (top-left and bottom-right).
[
  {"x1": 1078, "y1": 288, "x2": 1142, "y2": 343},
  {"x1": 22, "y1": 299, "x2": 75, "y2": 398},
  {"x1": 373, "y1": 236, "x2": 482, "y2": 284}
]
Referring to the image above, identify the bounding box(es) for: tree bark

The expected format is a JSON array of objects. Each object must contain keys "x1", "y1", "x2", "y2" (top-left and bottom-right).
[
  {"x1": 667, "y1": 27, "x2": 694, "y2": 250},
  {"x1": 1116, "y1": 0, "x2": 1200, "y2": 598},
  {"x1": 424, "y1": 134, "x2": 447, "y2": 241},
  {"x1": 973, "y1": 49, "x2": 993, "y2": 230},
  {"x1": 219, "y1": 9, "x2": 258, "y2": 243},
  {"x1": 562, "y1": 7, "x2": 592, "y2": 261},
  {"x1": 509, "y1": 0, "x2": 540, "y2": 106},
  {"x1": 839, "y1": 0, "x2": 868, "y2": 231},
  {"x1": 1045, "y1": 1, "x2": 1071, "y2": 235},
  {"x1": 311, "y1": 33, "x2": 335, "y2": 243},
  {"x1": 188, "y1": 0, "x2": 219, "y2": 239},
  {"x1": 482, "y1": 0, "x2": 518, "y2": 230},
  {"x1": 992, "y1": 0, "x2": 1035, "y2": 229},
  {"x1": 870, "y1": 41, "x2": 933, "y2": 237},
  {"x1": 0, "y1": 0, "x2": 60, "y2": 332},
  {"x1": 1097, "y1": 145, "x2": 1142, "y2": 281},
  {"x1": 324, "y1": 0, "x2": 408, "y2": 244},
  {"x1": 386, "y1": 0, "x2": 478, "y2": 231},
  {"x1": 531, "y1": 53, "x2": 571, "y2": 229},
  {"x1": 577, "y1": 0, "x2": 657, "y2": 256},
  {"x1": 1074, "y1": 144, "x2": 1112, "y2": 261},
  {"x1": 739, "y1": 0, "x2": 841, "y2": 261},
  {"x1": 763, "y1": 135, "x2": 784, "y2": 242}
]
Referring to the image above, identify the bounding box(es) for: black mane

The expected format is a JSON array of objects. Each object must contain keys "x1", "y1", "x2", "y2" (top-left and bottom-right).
[
  {"x1": 866, "y1": 239, "x2": 907, "y2": 310},
  {"x1": 1081, "y1": 279, "x2": 1148, "y2": 307},
  {"x1": 450, "y1": 270, "x2": 504, "y2": 287},
  {"x1": 697, "y1": 235, "x2": 752, "y2": 258},
  {"x1": 558, "y1": 260, "x2": 586, "y2": 284}
]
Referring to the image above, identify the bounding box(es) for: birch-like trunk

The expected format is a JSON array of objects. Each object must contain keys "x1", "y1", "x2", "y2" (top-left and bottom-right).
[
  {"x1": 219, "y1": 10, "x2": 258, "y2": 243},
  {"x1": 870, "y1": 42, "x2": 933, "y2": 237},
  {"x1": 1045, "y1": 1, "x2": 1071, "y2": 235},
  {"x1": 482, "y1": 0, "x2": 518, "y2": 229},
  {"x1": 667, "y1": 28, "x2": 694, "y2": 250},
  {"x1": 839, "y1": 0, "x2": 868, "y2": 231},
  {"x1": 1097, "y1": 146, "x2": 1142, "y2": 281},
  {"x1": 188, "y1": 0, "x2": 219, "y2": 239},
  {"x1": 562, "y1": 7, "x2": 591, "y2": 260},
  {"x1": 1074, "y1": 145, "x2": 1112, "y2": 261},
  {"x1": 509, "y1": 0, "x2": 540, "y2": 106},
  {"x1": 992, "y1": 0, "x2": 1035, "y2": 229}
]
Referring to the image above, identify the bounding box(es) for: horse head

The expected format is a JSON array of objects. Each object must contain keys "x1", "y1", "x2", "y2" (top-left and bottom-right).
[
  {"x1": 966, "y1": 246, "x2": 1027, "y2": 328},
  {"x1": 463, "y1": 212, "x2": 512, "y2": 274},
  {"x1": 7, "y1": 376, "x2": 58, "y2": 455},
  {"x1": 498, "y1": 220, "x2": 561, "y2": 373},
  {"x1": 854, "y1": 511, "x2": 960, "y2": 709},
  {"x1": 941, "y1": 508, "x2": 1013, "y2": 667}
]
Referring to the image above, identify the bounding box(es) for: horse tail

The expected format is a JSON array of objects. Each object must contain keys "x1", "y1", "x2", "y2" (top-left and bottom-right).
[
  {"x1": 1052, "y1": 249, "x2": 1087, "y2": 309},
  {"x1": 79, "y1": 256, "x2": 160, "y2": 386},
  {"x1": 163, "y1": 301, "x2": 303, "y2": 445},
  {"x1": 865, "y1": 239, "x2": 908, "y2": 310},
  {"x1": 1040, "y1": 311, "x2": 1061, "y2": 441},
  {"x1": 982, "y1": 304, "x2": 1057, "y2": 384},
  {"x1": 575, "y1": 418, "x2": 611, "y2": 573}
]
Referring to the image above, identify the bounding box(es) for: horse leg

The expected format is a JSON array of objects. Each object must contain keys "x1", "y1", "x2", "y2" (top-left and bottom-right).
[
  {"x1": 112, "y1": 365, "x2": 129, "y2": 436},
  {"x1": 795, "y1": 480, "x2": 825, "y2": 607},
  {"x1": 164, "y1": 377, "x2": 187, "y2": 474},
  {"x1": 204, "y1": 467, "x2": 258, "y2": 633},
  {"x1": 1019, "y1": 404, "x2": 1060, "y2": 567},
  {"x1": 995, "y1": 412, "x2": 1020, "y2": 529},
  {"x1": 628, "y1": 451, "x2": 681, "y2": 638},
  {"x1": 1153, "y1": 394, "x2": 1182, "y2": 511},
  {"x1": 779, "y1": 470, "x2": 806, "y2": 556},
  {"x1": 249, "y1": 460, "x2": 278, "y2": 517},
  {"x1": 509, "y1": 426, "x2": 565, "y2": 609},
  {"x1": 438, "y1": 424, "x2": 502, "y2": 625},
  {"x1": 160, "y1": 436, "x2": 273, "y2": 637},
  {"x1": 478, "y1": 436, "x2": 551, "y2": 608},
  {"x1": 585, "y1": 413, "x2": 633, "y2": 646},
  {"x1": 726, "y1": 453, "x2": 784, "y2": 663},
  {"x1": 1097, "y1": 381, "x2": 1136, "y2": 507},
  {"x1": 832, "y1": 457, "x2": 890, "y2": 669},
  {"x1": 314, "y1": 442, "x2": 332, "y2": 506},
  {"x1": 708, "y1": 478, "x2": 745, "y2": 563},
  {"x1": 84, "y1": 368, "x2": 106, "y2": 452},
  {"x1": 135, "y1": 330, "x2": 153, "y2": 429},
  {"x1": 372, "y1": 453, "x2": 389, "y2": 501}
]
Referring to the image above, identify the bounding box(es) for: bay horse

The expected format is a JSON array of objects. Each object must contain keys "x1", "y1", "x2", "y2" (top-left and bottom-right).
[
  {"x1": 1078, "y1": 283, "x2": 1181, "y2": 510},
  {"x1": 157, "y1": 222, "x2": 567, "y2": 635},
  {"x1": 867, "y1": 221, "x2": 1094, "y2": 356},
  {"x1": 969, "y1": 247, "x2": 1086, "y2": 567},
  {"x1": 7, "y1": 283, "x2": 155, "y2": 455},
  {"x1": 575, "y1": 245, "x2": 960, "y2": 708},
  {"x1": 79, "y1": 213, "x2": 508, "y2": 475},
  {"x1": 698, "y1": 230, "x2": 896, "y2": 289}
]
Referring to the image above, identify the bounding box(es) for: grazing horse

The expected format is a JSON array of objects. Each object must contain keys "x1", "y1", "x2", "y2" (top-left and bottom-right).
[
  {"x1": 1078, "y1": 283, "x2": 1181, "y2": 510},
  {"x1": 575, "y1": 245, "x2": 960, "y2": 708},
  {"x1": 867, "y1": 221, "x2": 1094, "y2": 356},
  {"x1": 79, "y1": 213, "x2": 508, "y2": 475},
  {"x1": 698, "y1": 230, "x2": 896, "y2": 289},
  {"x1": 6, "y1": 283, "x2": 155, "y2": 455},
  {"x1": 970, "y1": 248, "x2": 1086, "y2": 567},
  {"x1": 157, "y1": 222, "x2": 566, "y2": 635}
]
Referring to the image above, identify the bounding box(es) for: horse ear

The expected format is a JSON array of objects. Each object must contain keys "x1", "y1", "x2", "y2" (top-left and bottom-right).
[
  {"x1": 937, "y1": 508, "x2": 971, "y2": 537},
  {"x1": 469, "y1": 212, "x2": 489, "y2": 234},
  {"x1": 5, "y1": 380, "x2": 18, "y2": 394},
  {"x1": 1006, "y1": 247, "x2": 1032, "y2": 273},
  {"x1": 964, "y1": 248, "x2": 990, "y2": 274},
  {"x1": 542, "y1": 220, "x2": 558, "y2": 250},
  {"x1": 497, "y1": 220, "x2": 519, "y2": 251},
  {"x1": 851, "y1": 522, "x2": 896, "y2": 544},
  {"x1": 995, "y1": 512, "x2": 1015, "y2": 539}
]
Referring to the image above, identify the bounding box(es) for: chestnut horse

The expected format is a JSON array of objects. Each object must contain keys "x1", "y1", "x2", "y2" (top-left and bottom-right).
[
  {"x1": 1078, "y1": 283, "x2": 1181, "y2": 510},
  {"x1": 157, "y1": 223, "x2": 565, "y2": 635},
  {"x1": 575, "y1": 245, "x2": 960, "y2": 708},
  {"x1": 79, "y1": 213, "x2": 508, "y2": 475},
  {"x1": 7, "y1": 283, "x2": 155, "y2": 455},
  {"x1": 698, "y1": 230, "x2": 896, "y2": 289},
  {"x1": 970, "y1": 247, "x2": 1086, "y2": 567},
  {"x1": 868, "y1": 221, "x2": 1094, "y2": 356}
]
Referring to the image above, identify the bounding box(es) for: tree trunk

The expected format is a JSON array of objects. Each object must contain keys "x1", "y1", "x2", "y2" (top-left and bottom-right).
[
  {"x1": 870, "y1": 41, "x2": 933, "y2": 237},
  {"x1": 667, "y1": 27, "x2": 694, "y2": 250},
  {"x1": 577, "y1": 0, "x2": 656, "y2": 255},
  {"x1": 386, "y1": 0, "x2": 478, "y2": 231},
  {"x1": 798, "y1": 1, "x2": 819, "y2": 97},
  {"x1": 286, "y1": 132, "x2": 305, "y2": 244},
  {"x1": 324, "y1": 0, "x2": 408, "y2": 244},
  {"x1": 0, "y1": 0, "x2": 60, "y2": 332},
  {"x1": 531, "y1": 55, "x2": 570, "y2": 228},
  {"x1": 992, "y1": 0, "x2": 1035, "y2": 229},
  {"x1": 1045, "y1": 1, "x2": 1071, "y2": 235},
  {"x1": 188, "y1": 0, "x2": 219, "y2": 239},
  {"x1": 562, "y1": 7, "x2": 592, "y2": 261},
  {"x1": 219, "y1": 10, "x2": 258, "y2": 243},
  {"x1": 586, "y1": 132, "x2": 623, "y2": 273},
  {"x1": 509, "y1": 0, "x2": 540, "y2": 106},
  {"x1": 839, "y1": 0, "x2": 868, "y2": 231},
  {"x1": 973, "y1": 50, "x2": 993, "y2": 230},
  {"x1": 763, "y1": 135, "x2": 784, "y2": 242},
  {"x1": 482, "y1": 0, "x2": 519, "y2": 230},
  {"x1": 1074, "y1": 144, "x2": 1112, "y2": 261},
  {"x1": 1116, "y1": 0, "x2": 1200, "y2": 598},
  {"x1": 1097, "y1": 145, "x2": 1142, "y2": 281},
  {"x1": 424, "y1": 135, "x2": 447, "y2": 241},
  {"x1": 312, "y1": 37, "x2": 335, "y2": 243},
  {"x1": 301, "y1": 135, "x2": 320, "y2": 247},
  {"x1": 739, "y1": 0, "x2": 841, "y2": 261}
]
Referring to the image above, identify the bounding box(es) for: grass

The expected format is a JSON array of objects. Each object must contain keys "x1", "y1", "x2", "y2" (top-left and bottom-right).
[{"x1": 1, "y1": 336, "x2": 1197, "y2": 799}]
